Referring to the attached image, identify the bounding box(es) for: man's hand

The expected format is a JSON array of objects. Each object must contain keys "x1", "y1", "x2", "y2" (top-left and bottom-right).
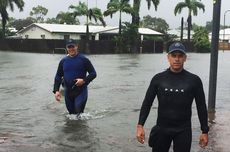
[
  {"x1": 136, "y1": 125, "x2": 145, "y2": 144},
  {"x1": 75, "y1": 78, "x2": 85, "y2": 87},
  {"x1": 199, "y1": 133, "x2": 208, "y2": 148},
  {"x1": 55, "y1": 91, "x2": 61, "y2": 102}
]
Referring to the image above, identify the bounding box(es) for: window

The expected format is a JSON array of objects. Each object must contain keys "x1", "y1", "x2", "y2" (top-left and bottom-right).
[
  {"x1": 64, "y1": 35, "x2": 70, "y2": 40},
  {"x1": 41, "y1": 35, "x2": 45, "y2": 39}
]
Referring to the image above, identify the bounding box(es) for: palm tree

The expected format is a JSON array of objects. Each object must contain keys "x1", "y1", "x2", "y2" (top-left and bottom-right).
[
  {"x1": 0, "y1": 0, "x2": 24, "y2": 37},
  {"x1": 132, "y1": 0, "x2": 160, "y2": 27},
  {"x1": 69, "y1": 2, "x2": 106, "y2": 41},
  {"x1": 131, "y1": 0, "x2": 159, "y2": 53},
  {"x1": 56, "y1": 11, "x2": 80, "y2": 24},
  {"x1": 174, "y1": 0, "x2": 205, "y2": 42},
  {"x1": 104, "y1": 0, "x2": 134, "y2": 36}
]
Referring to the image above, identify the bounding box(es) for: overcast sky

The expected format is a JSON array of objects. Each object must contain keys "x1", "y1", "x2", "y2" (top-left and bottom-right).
[{"x1": 8, "y1": 0, "x2": 230, "y2": 29}]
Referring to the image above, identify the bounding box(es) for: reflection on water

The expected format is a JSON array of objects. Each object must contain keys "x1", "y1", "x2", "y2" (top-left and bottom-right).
[
  {"x1": 0, "y1": 51, "x2": 230, "y2": 152},
  {"x1": 49, "y1": 120, "x2": 100, "y2": 152}
]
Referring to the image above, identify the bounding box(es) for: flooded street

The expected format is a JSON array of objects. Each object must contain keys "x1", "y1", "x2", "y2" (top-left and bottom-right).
[{"x1": 0, "y1": 51, "x2": 230, "y2": 152}]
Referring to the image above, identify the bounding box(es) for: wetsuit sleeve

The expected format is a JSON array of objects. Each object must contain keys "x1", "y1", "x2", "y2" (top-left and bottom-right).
[
  {"x1": 83, "y1": 58, "x2": 97, "y2": 85},
  {"x1": 194, "y1": 77, "x2": 209, "y2": 133},
  {"x1": 138, "y1": 76, "x2": 158, "y2": 126},
  {"x1": 53, "y1": 59, "x2": 64, "y2": 94}
]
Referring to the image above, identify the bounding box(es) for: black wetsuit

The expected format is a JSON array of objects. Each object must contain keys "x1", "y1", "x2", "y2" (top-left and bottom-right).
[{"x1": 138, "y1": 68, "x2": 209, "y2": 152}]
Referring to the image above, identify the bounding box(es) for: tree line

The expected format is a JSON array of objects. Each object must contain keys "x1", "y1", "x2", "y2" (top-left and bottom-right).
[{"x1": 1, "y1": 0, "x2": 225, "y2": 53}]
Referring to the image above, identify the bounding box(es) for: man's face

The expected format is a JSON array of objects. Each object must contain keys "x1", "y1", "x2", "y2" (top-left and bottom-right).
[
  {"x1": 66, "y1": 44, "x2": 78, "y2": 56},
  {"x1": 167, "y1": 51, "x2": 187, "y2": 72}
]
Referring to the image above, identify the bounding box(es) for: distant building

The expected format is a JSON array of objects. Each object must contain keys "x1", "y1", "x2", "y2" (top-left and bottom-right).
[
  {"x1": 167, "y1": 29, "x2": 194, "y2": 41},
  {"x1": 209, "y1": 28, "x2": 230, "y2": 43},
  {"x1": 208, "y1": 28, "x2": 230, "y2": 50},
  {"x1": 8, "y1": 27, "x2": 18, "y2": 33},
  {"x1": 17, "y1": 23, "x2": 163, "y2": 40}
]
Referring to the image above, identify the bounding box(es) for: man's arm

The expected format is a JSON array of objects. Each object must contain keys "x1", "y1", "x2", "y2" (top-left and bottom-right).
[
  {"x1": 194, "y1": 76, "x2": 209, "y2": 147},
  {"x1": 83, "y1": 58, "x2": 97, "y2": 85},
  {"x1": 53, "y1": 59, "x2": 64, "y2": 95},
  {"x1": 138, "y1": 78, "x2": 157, "y2": 126},
  {"x1": 136, "y1": 77, "x2": 157, "y2": 144}
]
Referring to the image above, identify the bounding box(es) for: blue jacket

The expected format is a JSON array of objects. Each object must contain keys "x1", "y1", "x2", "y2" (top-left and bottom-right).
[{"x1": 53, "y1": 53, "x2": 96, "y2": 93}]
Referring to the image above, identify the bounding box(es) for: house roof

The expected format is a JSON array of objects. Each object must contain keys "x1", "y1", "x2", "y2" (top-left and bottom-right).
[
  {"x1": 18, "y1": 23, "x2": 117, "y2": 34},
  {"x1": 138, "y1": 28, "x2": 163, "y2": 35},
  {"x1": 18, "y1": 23, "x2": 163, "y2": 35},
  {"x1": 92, "y1": 27, "x2": 163, "y2": 35}
]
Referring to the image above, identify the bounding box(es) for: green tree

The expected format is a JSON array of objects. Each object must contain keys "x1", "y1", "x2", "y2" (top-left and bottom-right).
[
  {"x1": 140, "y1": 15, "x2": 169, "y2": 34},
  {"x1": 30, "y1": 5, "x2": 48, "y2": 23},
  {"x1": 132, "y1": 0, "x2": 160, "y2": 26},
  {"x1": 131, "y1": 0, "x2": 159, "y2": 53},
  {"x1": 192, "y1": 26, "x2": 210, "y2": 52},
  {"x1": 56, "y1": 11, "x2": 79, "y2": 24},
  {"x1": 69, "y1": 2, "x2": 106, "y2": 41},
  {"x1": 0, "y1": 0, "x2": 24, "y2": 37},
  {"x1": 9, "y1": 17, "x2": 34, "y2": 30},
  {"x1": 205, "y1": 21, "x2": 212, "y2": 32},
  {"x1": 174, "y1": 0, "x2": 205, "y2": 42},
  {"x1": 113, "y1": 22, "x2": 138, "y2": 53},
  {"x1": 45, "y1": 18, "x2": 59, "y2": 24},
  {"x1": 191, "y1": 22, "x2": 200, "y2": 30},
  {"x1": 104, "y1": 0, "x2": 134, "y2": 36}
]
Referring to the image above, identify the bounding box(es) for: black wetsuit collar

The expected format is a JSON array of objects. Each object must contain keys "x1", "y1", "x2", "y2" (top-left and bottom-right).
[{"x1": 167, "y1": 68, "x2": 185, "y2": 75}]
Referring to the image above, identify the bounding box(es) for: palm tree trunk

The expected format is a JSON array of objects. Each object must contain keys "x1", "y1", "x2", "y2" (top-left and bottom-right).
[
  {"x1": 187, "y1": 15, "x2": 192, "y2": 42},
  {"x1": 180, "y1": 17, "x2": 184, "y2": 41},
  {"x1": 1, "y1": 18, "x2": 6, "y2": 38},
  {"x1": 86, "y1": 15, "x2": 89, "y2": 41},
  {"x1": 132, "y1": 0, "x2": 140, "y2": 26},
  {"x1": 119, "y1": 10, "x2": 121, "y2": 36},
  {"x1": 86, "y1": 14, "x2": 90, "y2": 53},
  {"x1": 131, "y1": 0, "x2": 141, "y2": 53}
]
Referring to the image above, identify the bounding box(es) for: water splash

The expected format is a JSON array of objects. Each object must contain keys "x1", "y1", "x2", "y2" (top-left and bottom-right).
[
  {"x1": 65, "y1": 109, "x2": 113, "y2": 120},
  {"x1": 0, "y1": 137, "x2": 7, "y2": 144}
]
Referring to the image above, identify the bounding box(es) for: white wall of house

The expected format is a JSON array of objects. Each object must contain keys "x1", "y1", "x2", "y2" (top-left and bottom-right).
[
  {"x1": 209, "y1": 28, "x2": 230, "y2": 42},
  {"x1": 17, "y1": 23, "x2": 163, "y2": 41}
]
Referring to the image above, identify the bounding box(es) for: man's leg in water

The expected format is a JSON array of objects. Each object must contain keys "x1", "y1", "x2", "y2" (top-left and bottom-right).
[
  {"x1": 74, "y1": 88, "x2": 88, "y2": 114},
  {"x1": 64, "y1": 92, "x2": 76, "y2": 114}
]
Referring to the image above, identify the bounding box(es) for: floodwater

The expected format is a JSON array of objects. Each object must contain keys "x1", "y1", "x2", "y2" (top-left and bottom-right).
[{"x1": 0, "y1": 51, "x2": 230, "y2": 152}]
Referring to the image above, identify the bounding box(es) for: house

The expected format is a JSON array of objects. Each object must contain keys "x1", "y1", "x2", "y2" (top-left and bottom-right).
[
  {"x1": 208, "y1": 28, "x2": 230, "y2": 50},
  {"x1": 209, "y1": 28, "x2": 230, "y2": 42},
  {"x1": 167, "y1": 29, "x2": 194, "y2": 40},
  {"x1": 17, "y1": 23, "x2": 163, "y2": 40},
  {"x1": 17, "y1": 23, "x2": 117, "y2": 40}
]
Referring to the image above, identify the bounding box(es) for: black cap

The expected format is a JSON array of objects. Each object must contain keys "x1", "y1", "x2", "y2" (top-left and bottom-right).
[
  {"x1": 168, "y1": 42, "x2": 186, "y2": 54},
  {"x1": 66, "y1": 39, "x2": 77, "y2": 47}
]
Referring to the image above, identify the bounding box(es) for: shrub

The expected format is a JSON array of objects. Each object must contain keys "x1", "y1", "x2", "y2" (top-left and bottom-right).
[{"x1": 192, "y1": 26, "x2": 211, "y2": 53}]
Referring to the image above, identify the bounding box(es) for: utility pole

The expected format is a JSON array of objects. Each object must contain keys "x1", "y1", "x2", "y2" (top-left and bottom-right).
[{"x1": 208, "y1": 0, "x2": 222, "y2": 113}]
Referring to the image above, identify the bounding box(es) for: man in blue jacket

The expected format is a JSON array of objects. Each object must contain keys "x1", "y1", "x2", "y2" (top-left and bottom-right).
[{"x1": 53, "y1": 39, "x2": 96, "y2": 115}]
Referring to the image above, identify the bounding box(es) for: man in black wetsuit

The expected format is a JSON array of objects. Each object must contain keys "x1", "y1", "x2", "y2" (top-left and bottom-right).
[{"x1": 136, "y1": 42, "x2": 209, "y2": 152}]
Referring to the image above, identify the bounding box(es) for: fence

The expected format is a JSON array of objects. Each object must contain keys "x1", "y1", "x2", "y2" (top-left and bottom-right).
[
  {"x1": 219, "y1": 42, "x2": 230, "y2": 50},
  {"x1": 0, "y1": 39, "x2": 164, "y2": 54}
]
